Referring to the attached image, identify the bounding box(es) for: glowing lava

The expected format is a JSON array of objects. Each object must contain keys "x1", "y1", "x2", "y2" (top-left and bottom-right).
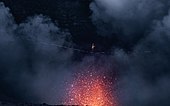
[{"x1": 65, "y1": 70, "x2": 118, "y2": 106}]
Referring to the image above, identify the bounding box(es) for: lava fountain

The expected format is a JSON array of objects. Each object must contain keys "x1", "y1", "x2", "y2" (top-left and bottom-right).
[{"x1": 65, "y1": 58, "x2": 118, "y2": 106}]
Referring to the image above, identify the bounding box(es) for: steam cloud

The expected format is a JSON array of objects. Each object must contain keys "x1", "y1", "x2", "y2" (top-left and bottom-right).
[{"x1": 91, "y1": 0, "x2": 170, "y2": 106}]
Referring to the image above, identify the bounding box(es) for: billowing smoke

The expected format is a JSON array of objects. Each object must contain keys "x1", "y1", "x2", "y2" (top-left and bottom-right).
[
  {"x1": 0, "y1": 2, "x2": 74, "y2": 104},
  {"x1": 90, "y1": 0, "x2": 170, "y2": 105},
  {"x1": 90, "y1": 0, "x2": 170, "y2": 48},
  {"x1": 1, "y1": 1, "x2": 170, "y2": 105}
]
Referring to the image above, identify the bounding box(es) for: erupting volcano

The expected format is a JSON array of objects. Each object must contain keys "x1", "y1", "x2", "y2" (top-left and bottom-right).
[{"x1": 64, "y1": 59, "x2": 118, "y2": 106}]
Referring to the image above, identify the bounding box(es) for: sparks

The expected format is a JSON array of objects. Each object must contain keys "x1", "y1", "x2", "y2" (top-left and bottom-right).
[{"x1": 65, "y1": 65, "x2": 118, "y2": 106}]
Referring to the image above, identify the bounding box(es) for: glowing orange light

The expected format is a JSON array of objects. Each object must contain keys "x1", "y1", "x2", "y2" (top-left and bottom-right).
[{"x1": 65, "y1": 72, "x2": 118, "y2": 106}]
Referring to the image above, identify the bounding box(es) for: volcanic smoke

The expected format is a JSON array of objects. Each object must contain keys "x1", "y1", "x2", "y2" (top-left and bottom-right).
[{"x1": 64, "y1": 58, "x2": 118, "y2": 106}]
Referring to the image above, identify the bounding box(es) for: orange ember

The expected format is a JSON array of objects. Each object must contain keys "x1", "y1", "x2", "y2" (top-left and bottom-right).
[{"x1": 65, "y1": 72, "x2": 118, "y2": 106}]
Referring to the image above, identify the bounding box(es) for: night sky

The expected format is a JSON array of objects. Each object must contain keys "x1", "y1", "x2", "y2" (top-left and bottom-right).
[{"x1": 0, "y1": 0, "x2": 170, "y2": 106}]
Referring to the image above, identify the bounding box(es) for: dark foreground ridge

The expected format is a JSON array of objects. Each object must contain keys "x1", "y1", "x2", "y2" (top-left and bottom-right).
[{"x1": 0, "y1": 101, "x2": 83, "y2": 106}]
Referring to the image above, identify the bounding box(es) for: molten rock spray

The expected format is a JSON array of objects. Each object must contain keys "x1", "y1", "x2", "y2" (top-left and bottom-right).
[{"x1": 64, "y1": 56, "x2": 119, "y2": 106}]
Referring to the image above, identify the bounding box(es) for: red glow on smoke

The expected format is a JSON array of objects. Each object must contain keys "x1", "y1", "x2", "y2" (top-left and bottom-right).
[{"x1": 65, "y1": 64, "x2": 118, "y2": 106}]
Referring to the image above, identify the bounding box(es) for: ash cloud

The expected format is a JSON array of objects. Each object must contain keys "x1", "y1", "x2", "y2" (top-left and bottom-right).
[
  {"x1": 90, "y1": 0, "x2": 170, "y2": 48},
  {"x1": 0, "y1": 2, "x2": 74, "y2": 104},
  {"x1": 1, "y1": 1, "x2": 170, "y2": 106},
  {"x1": 112, "y1": 6, "x2": 170, "y2": 106}
]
